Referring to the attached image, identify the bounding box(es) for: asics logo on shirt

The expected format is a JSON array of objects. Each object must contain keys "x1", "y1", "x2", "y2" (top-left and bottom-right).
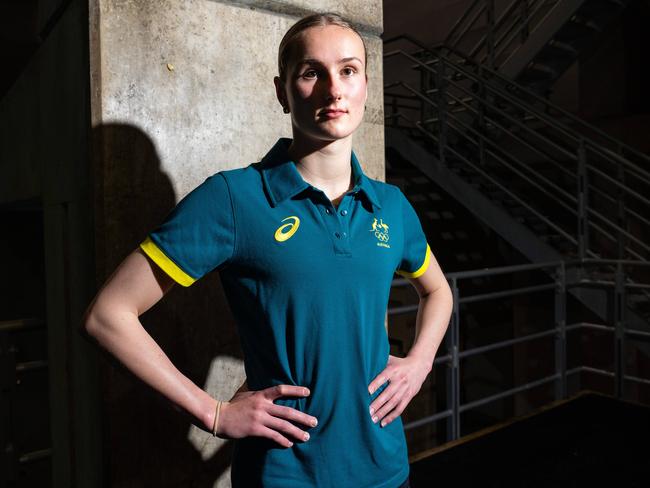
[{"x1": 274, "y1": 216, "x2": 300, "y2": 242}]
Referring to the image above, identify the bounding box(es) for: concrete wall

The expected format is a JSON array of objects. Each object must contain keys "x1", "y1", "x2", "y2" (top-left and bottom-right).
[{"x1": 89, "y1": 1, "x2": 384, "y2": 486}]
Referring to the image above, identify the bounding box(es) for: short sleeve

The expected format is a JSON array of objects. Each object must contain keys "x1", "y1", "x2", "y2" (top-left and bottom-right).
[
  {"x1": 396, "y1": 190, "x2": 431, "y2": 278},
  {"x1": 139, "y1": 172, "x2": 235, "y2": 287}
]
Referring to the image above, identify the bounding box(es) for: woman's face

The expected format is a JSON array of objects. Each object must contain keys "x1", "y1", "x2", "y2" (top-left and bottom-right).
[{"x1": 275, "y1": 24, "x2": 368, "y2": 145}]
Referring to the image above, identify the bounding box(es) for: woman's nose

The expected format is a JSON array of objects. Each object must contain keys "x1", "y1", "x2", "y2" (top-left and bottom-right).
[{"x1": 324, "y1": 75, "x2": 342, "y2": 101}]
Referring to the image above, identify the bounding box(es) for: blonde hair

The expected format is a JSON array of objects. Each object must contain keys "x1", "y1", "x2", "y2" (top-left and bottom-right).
[{"x1": 277, "y1": 12, "x2": 368, "y2": 82}]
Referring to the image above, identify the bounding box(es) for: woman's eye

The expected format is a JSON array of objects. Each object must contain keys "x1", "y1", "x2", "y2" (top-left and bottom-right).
[
  {"x1": 302, "y1": 70, "x2": 317, "y2": 79},
  {"x1": 342, "y1": 67, "x2": 356, "y2": 76}
]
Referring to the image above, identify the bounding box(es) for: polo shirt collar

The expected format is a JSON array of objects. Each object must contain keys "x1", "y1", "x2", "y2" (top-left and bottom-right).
[{"x1": 261, "y1": 138, "x2": 382, "y2": 210}]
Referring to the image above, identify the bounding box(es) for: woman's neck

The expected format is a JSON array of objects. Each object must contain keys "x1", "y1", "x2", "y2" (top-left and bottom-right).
[{"x1": 288, "y1": 136, "x2": 355, "y2": 206}]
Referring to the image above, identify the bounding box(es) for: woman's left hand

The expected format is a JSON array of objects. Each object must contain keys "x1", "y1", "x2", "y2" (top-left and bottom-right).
[{"x1": 367, "y1": 354, "x2": 432, "y2": 427}]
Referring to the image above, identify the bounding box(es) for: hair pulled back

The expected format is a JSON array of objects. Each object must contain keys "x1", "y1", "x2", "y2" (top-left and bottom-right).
[{"x1": 277, "y1": 12, "x2": 368, "y2": 82}]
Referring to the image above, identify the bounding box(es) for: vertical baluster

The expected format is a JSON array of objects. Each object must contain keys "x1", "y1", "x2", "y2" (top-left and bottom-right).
[
  {"x1": 577, "y1": 139, "x2": 588, "y2": 259},
  {"x1": 519, "y1": 0, "x2": 530, "y2": 45},
  {"x1": 437, "y1": 57, "x2": 447, "y2": 165},
  {"x1": 486, "y1": 0, "x2": 495, "y2": 69},
  {"x1": 554, "y1": 261, "x2": 567, "y2": 401},
  {"x1": 614, "y1": 261, "x2": 625, "y2": 399},
  {"x1": 446, "y1": 278, "x2": 461, "y2": 441},
  {"x1": 478, "y1": 65, "x2": 486, "y2": 167},
  {"x1": 419, "y1": 50, "x2": 428, "y2": 130},
  {"x1": 617, "y1": 160, "x2": 626, "y2": 260}
]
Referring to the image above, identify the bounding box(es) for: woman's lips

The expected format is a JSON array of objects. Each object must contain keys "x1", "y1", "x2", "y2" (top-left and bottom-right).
[{"x1": 319, "y1": 110, "x2": 347, "y2": 119}]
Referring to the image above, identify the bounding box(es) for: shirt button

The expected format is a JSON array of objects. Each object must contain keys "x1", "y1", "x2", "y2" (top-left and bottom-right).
[
  {"x1": 325, "y1": 208, "x2": 331, "y2": 214},
  {"x1": 342, "y1": 232, "x2": 347, "y2": 238},
  {"x1": 341, "y1": 209, "x2": 348, "y2": 216}
]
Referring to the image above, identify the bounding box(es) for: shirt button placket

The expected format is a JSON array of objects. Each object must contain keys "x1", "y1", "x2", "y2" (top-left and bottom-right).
[
  {"x1": 320, "y1": 202, "x2": 342, "y2": 254},
  {"x1": 336, "y1": 196, "x2": 352, "y2": 254},
  {"x1": 319, "y1": 191, "x2": 353, "y2": 256}
]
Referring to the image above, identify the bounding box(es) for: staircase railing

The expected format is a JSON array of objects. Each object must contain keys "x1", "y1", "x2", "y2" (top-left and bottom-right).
[
  {"x1": 445, "y1": 0, "x2": 561, "y2": 69},
  {"x1": 390, "y1": 258, "x2": 650, "y2": 445},
  {"x1": 383, "y1": 35, "x2": 650, "y2": 265}
]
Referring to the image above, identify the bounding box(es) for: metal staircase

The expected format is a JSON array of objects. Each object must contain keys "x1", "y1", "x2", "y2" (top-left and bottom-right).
[
  {"x1": 445, "y1": 0, "x2": 632, "y2": 94},
  {"x1": 383, "y1": 12, "x2": 650, "y2": 446},
  {"x1": 383, "y1": 33, "x2": 650, "y2": 334}
]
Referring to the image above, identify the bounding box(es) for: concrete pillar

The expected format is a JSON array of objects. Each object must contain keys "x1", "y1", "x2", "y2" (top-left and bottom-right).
[{"x1": 89, "y1": 1, "x2": 384, "y2": 485}]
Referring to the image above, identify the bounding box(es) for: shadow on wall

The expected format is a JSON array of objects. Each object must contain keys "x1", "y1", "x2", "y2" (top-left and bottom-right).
[{"x1": 89, "y1": 123, "x2": 242, "y2": 487}]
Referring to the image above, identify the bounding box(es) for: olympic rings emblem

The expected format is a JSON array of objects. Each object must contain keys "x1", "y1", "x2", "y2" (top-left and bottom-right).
[{"x1": 374, "y1": 231, "x2": 389, "y2": 242}]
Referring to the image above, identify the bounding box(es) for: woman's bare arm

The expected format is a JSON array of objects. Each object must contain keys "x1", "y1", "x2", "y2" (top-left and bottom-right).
[
  {"x1": 81, "y1": 249, "x2": 316, "y2": 445},
  {"x1": 367, "y1": 250, "x2": 453, "y2": 427},
  {"x1": 81, "y1": 248, "x2": 218, "y2": 431}
]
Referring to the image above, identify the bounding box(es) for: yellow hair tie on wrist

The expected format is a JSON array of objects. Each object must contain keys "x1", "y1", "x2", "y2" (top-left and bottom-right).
[{"x1": 212, "y1": 400, "x2": 222, "y2": 437}]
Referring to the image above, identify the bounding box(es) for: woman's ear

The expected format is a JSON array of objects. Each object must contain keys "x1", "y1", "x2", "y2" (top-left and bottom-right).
[{"x1": 273, "y1": 76, "x2": 288, "y2": 111}]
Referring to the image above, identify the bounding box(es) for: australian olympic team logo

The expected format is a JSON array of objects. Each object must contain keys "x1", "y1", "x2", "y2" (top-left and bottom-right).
[
  {"x1": 370, "y1": 217, "x2": 391, "y2": 249},
  {"x1": 274, "y1": 216, "x2": 300, "y2": 242}
]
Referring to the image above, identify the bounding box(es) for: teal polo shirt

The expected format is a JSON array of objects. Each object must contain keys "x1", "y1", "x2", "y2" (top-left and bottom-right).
[{"x1": 140, "y1": 138, "x2": 431, "y2": 487}]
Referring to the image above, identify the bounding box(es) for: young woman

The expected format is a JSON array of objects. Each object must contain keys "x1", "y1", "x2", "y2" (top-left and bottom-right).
[{"x1": 83, "y1": 12, "x2": 453, "y2": 488}]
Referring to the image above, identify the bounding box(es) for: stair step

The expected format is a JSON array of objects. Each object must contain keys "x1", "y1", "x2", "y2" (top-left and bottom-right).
[
  {"x1": 547, "y1": 39, "x2": 579, "y2": 56},
  {"x1": 524, "y1": 62, "x2": 558, "y2": 80},
  {"x1": 556, "y1": 17, "x2": 602, "y2": 43}
]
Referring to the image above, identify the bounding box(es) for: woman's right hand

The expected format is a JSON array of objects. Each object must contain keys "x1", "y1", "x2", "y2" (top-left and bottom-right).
[{"x1": 214, "y1": 385, "x2": 318, "y2": 448}]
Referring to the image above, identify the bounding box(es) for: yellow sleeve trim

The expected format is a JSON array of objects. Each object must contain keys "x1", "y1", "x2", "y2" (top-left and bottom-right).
[
  {"x1": 396, "y1": 243, "x2": 431, "y2": 278},
  {"x1": 139, "y1": 236, "x2": 197, "y2": 287}
]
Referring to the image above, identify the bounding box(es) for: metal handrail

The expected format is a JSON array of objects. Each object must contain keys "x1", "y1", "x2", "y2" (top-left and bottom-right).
[
  {"x1": 490, "y1": 0, "x2": 552, "y2": 66},
  {"x1": 0, "y1": 318, "x2": 45, "y2": 333},
  {"x1": 389, "y1": 45, "x2": 650, "y2": 191},
  {"x1": 441, "y1": 44, "x2": 650, "y2": 174},
  {"x1": 384, "y1": 34, "x2": 650, "y2": 174},
  {"x1": 446, "y1": 0, "x2": 560, "y2": 71},
  {"x1": 437, "y1": 103, "x2": 579, "y2": 211},
  {"x1": 440, "y1": 71, "x2": 579, "y2": 160},
  {"x1": 446, "y1": 0, "x2": 485, "y2": 48},
  {"x1": 387, "y1": 102, "x2": 644, "y2": 260},
  {"x1": 469, "y1": 0, "x2": 544, "y2": 63},
  {"x1": 438, "y1": 133, "x2": 587, "y2": 250},
  {"x1": 387, "y1": 48, "x2": 583, "y2": 161},
  {"x1": 386, "y1": 64, "x2": 636, "y2": 259},
  {"x1": 394, "y1": 258, "x2": 650, "y2": 443},
  {"x1": 437, "y1": 52, "x2": 650, "y2": 185},
  {"x1": 383, "y1": 36, "x2": 650, "y2": 260}
]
